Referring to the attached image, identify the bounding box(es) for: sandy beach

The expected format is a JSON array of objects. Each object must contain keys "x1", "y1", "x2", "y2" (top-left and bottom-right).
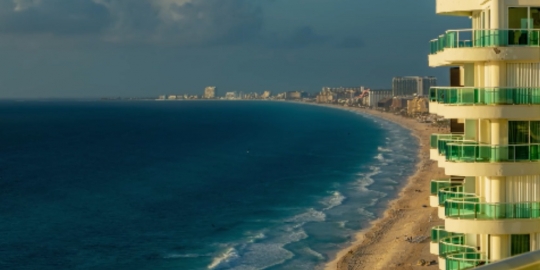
[{"x1": 320, "y1": 105, "x2": 447, "y2": 270}]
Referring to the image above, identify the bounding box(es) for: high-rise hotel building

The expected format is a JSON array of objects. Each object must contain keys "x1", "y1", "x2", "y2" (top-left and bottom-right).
[
  {"x1": 392, "y1": 76, "x2": 437, "y2": 97},
  {"x1": 428, "y1": 1, "x2": 540, "y2": 270},
  {"x1": 204, "y1": 86, "x2": 217, "y2": 99}
]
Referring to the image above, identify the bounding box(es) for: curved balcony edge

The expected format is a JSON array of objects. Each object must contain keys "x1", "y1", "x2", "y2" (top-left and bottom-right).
[
  {"x1": 429, "y1": 102, "x2": 540, "y2": 120},
  {"x1": 431, "y1": 195, "x2": 440, "y2": 207},
  {"x1": 442, "y1": 160, "x2": 540, "y2": 176},
  {"x1": 429, "y1": 47, "x2": 540, "y2": 67},
  {"x1": 444, "y1": 218, "x2": 540, "y2": 234},
  {"x1": 436, "y1": 0, "x2": 480, "y2": 16}
]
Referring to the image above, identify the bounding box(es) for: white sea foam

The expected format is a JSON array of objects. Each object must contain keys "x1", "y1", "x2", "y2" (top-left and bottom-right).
[
  {"x1": 208, "y1": 247, "x2": 239, "y2": 269},
  {"x1": 302, "y1": 247, "x2": 325, "y2": 260},
  {"x1": 230, "y1": 243, "x2": 294, "y2": 270},
  {"x1": 216, "y1": 228, "x2": 307, "y2": 270},
  {"x1": 377, "y1": 146, "x2": 393, "y2": 152},
  {"x1": 286, "y1": 208, "x2": 326, "y2": 224},
  {"x1": 355, "y1": 166, "x2": 380, "y2": 191},
  {"x1": 374, "y1": 153, "x2": 385, "y2": 162},
  {"x1": 357, "y1": 208, "x2": 376, "y2": 219},
  {"x1": 321, "y1": 191, "x2": 346, "y2": 210}
]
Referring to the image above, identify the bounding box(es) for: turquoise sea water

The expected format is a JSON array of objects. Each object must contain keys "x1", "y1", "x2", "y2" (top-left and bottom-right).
[{"x1": 0, "y1": 101, "x2": 417, "y2": 270}]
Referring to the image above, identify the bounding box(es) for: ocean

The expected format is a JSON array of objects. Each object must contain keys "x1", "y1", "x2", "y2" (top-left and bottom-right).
[{"x1": 0, "y1": 100, "x2": 417, "y2": 270}]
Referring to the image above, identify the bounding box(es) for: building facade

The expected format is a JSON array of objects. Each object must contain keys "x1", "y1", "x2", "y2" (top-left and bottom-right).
[
  {"x1": 392, "y1": 76, "x2": 436, "y2": 97},
  {"x1": 204, "y1": 86, "x2": 217, "y2": 99},
  {"x1": 366, "y1": 89, "x2": 392, "y2": 107},
  {"x1": 428, "y1": 1, "x2": 540, "y2": 270}
]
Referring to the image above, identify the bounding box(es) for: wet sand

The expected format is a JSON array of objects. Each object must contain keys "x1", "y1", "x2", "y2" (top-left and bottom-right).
[{"x1": 321, "y1": 105, "x2": 447, "y2": 270}]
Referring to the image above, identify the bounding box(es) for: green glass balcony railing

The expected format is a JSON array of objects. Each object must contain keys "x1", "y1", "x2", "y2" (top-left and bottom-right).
[
  {"x1": 430, "y1": 179, "x2": 462, "y2": 195},
  {"x1": 438, "y1": 186, "x2": 478, "y2": 206},
  {"x1": 439, "y1": 235, "x2": 477, "y2": 257},
  {"x1": 430, "y1": 87, "x2": 540, "y2": 105},
  {"x1": 445, "y1": 198, "x2": 540, "y2": 220},
  {"x1": 431, "y1": 179, "x2": 450, "y2": 195},
  {"x1": 440, "y1": 139, "x2": 475, "y2": 156},
  {"x1": 430, "y1": 29, "x2": 540, "y2": 54},
  {"x1": 430, "y1": 133, "x2": 465, "y2": 149},
  {"x1": 446, "y1": 253, "x2": 489, "y2": 270},
  {"x1": 445, "y1": 142, "x2": 540, "y2": 162},
  {"x1": 431, "y1": 225, "x2": 458, "y2": 243}
]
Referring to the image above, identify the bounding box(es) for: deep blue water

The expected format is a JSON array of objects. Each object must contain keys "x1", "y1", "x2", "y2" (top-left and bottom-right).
[{"x1": 0, "y1": 101, "x2": 417, "y2": 270}]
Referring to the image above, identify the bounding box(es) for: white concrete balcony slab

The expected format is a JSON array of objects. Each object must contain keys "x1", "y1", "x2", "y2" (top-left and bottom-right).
[
  {"x1": 445, "y1": 218, "x2": 540, "y2": 235},
  {"x1": 429, "y1": 29, "x2": 540, "y2": 67},
  {"x1": 436, "y1": 0, "x2": 481, "y2": 16}
]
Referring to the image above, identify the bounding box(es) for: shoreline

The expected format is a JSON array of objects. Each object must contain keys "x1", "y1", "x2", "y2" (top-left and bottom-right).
[{"x1": 315, "y1": 104, "x2": 447, "y2": 270}]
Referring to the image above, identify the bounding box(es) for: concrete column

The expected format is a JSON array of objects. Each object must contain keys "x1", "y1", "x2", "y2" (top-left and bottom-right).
[
  {"x1": 488, "y1": 176, "x2": 506, "y2": 202},
  {"x1": 488, "y1": 62, "x2": 507, "y2": 87},
  {"x1": 490, "y1": 234, "x2": 509, "y2": 261},
  {"x1": 474, "y1": 62, "x2": 484, "y2": 87},
  {"x1": 490, "y1": 119, "x2": 508, "y2": 145},
  {"x1": 464, "y1": 64, "x2": 475, "y2": 87},
  {"x1": 491, "y1": 0, "x2": 500, "y2": 29}
]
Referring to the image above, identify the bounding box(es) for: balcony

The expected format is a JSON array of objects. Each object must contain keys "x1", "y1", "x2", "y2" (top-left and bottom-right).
[
  {"x1": 431, "y1": 225, "x2": 456, "y2": 242},
  {"x1": 445, "y1": 142, "x2": 540, "y2": 163},
  {"x1": 445, "y1": 199, "x2": 540, "y2": 220},
  {"x1": 430, "y1": 29, "x2": 540, "y2": 55},
  {"x1": 438, "y1": 186, "x2": 478, "y2": 206},
  {"x1": 431, "y1": 179, "x2": 459, "y2": 195},
  {"x1": 430, "y1": 133, "x2": 466, "y2": 160},
  {"x1": 431, "y1": 225, "x2": 459, "y2": 255},
  {"x1": 436, "y1": 0, "x2": 481, "y2": 16},
  {"x1": 428, "y1": 29, "x2": 540, "y2": 66},
  {"x1": 430, "y1": 87, "x2": 540, "y2": 106},
  {"x1": 446, "y1": 253, "x2": 489, "y2": 270},
  {"x1": 439, "y1": 235, "x2": 477, "y2": 257}
]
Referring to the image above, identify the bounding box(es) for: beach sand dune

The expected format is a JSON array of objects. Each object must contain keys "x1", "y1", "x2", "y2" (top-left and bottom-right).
[{"x1": 323, "y1": 106, "x2": 447, "y2": 270}]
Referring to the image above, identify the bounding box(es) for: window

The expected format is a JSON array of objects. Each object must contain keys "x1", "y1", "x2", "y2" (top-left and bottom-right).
[
  {"x1": 508, "y1": 7, "x2": 540, "y2": 45},
  {"x1": 511, "y1": 234, "x2": 530, "y2": 256},
  {"x1": 509, "y1": 121, "x2": 529, "y2": 144},
  {"x1": 531, "y1": 121, "x2": 540, "y2": 143},
  {"x1": 509, "y1": 7, "x2": 529, "y2": 29},
  {"x1": 530, "y1": 7, "x2": 540, "y2": 29}
]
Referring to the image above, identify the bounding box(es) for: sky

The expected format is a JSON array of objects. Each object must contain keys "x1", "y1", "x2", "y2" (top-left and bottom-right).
[{"x1": 0, "y1": 0, "x2": 470, "y2": 98}]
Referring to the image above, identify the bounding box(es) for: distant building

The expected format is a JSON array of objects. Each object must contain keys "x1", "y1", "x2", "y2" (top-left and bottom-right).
[
  {"x1": 392, "y1": 76, "x2": 436, "y2": 97},
  {"x1": 406, "y1": 96, "x2": 429, "y2": 116},
  {"x1": 261, "y1": 91, "x2": 271, "y2": 99},
  {"x1": 365, "y1": 89, "x2": 392, "y2": 107},
  {"x1": 168, "y1": 95, "x2": 177, "y2": 100},
  {"x1": 285, "y1": 91, "x2": 307, "y2": 100},
  {"x1": 225, "y1": 91, "x2": 237, "y2": 99},
  {"x1": 204, "y1": 86, "x2": 217, "y2": 99},
  {"x1": 316, "y1": 86, "x2": 364, "y2": 104}
]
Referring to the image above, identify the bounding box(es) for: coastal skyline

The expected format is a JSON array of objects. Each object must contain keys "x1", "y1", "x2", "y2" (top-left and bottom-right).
[{"x1": 0, "y1": 0, "x2": 469, "y2": 99}]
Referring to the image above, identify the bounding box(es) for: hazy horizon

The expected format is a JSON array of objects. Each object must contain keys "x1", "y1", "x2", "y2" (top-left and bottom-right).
[{"x1": 0, "y1": 0, "x2": 469, "y2": 98}]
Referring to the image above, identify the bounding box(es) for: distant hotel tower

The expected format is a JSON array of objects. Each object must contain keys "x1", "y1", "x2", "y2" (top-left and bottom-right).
[
  {"x1": 392, "y1": 76, "x2": 436, "y2": 97},
  {"x1": 428, "y1": 1, "x2": 540, "y2": 269},
  {"x1": 204, "y1": 86, "x2": 217, "y2": 99}
]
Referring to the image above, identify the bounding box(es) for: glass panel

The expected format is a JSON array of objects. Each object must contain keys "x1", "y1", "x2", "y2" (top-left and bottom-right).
[
  {"x1": 531, "y1": 121, "x2": 540, "y2": 143},
  {"x1": 531, "y1": 8, "x2": 540, "y2": 29},
  {"x1": 511, "y1": 234, "x2": 530, "y2": 256},
  {"x1": 509, "y1": 121, "x2": 529, "y2": 144},
  {"x1": 509, "y1": 7, "x2": 529, "y2": 45}
]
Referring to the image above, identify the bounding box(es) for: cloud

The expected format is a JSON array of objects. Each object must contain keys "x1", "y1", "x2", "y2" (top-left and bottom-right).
[
  {"x1": 336, "y1": 36, "x2": 364, "y2": 48},
  {"x1": 0, "y1": 0, "x2": 110, "y2": 35},
  {"x1": 0, "y1": 0, "x2": 264, "y2": 46}
]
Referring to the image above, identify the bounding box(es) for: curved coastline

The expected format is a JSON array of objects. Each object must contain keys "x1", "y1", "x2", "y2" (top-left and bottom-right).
[{"x1": 308, "y1": 104, "x2": 447, "y2": 270}]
